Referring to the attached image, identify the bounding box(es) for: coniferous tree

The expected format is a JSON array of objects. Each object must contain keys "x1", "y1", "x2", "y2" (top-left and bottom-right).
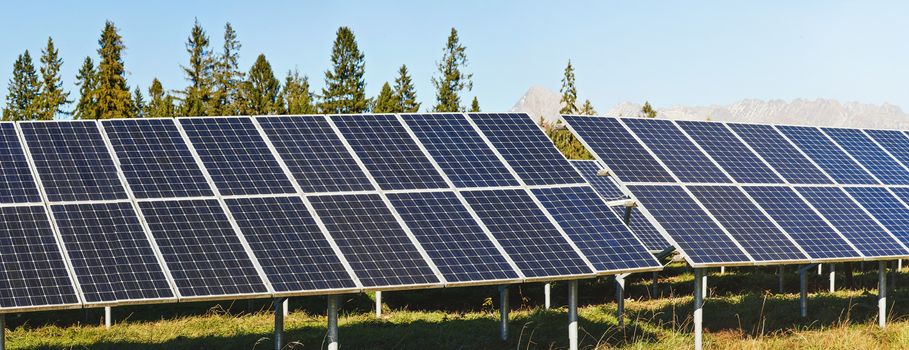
[
  {"x1": 282, "y1": 69, "x2": 317, "y2": 114},
  {"x1": 544, "y1": 120, "x2": 593, "y2": 160},
  {"x1": 239, "y1": 54, "x2": 281, "y2": 115},
  {"x1": 133, "y1": 86, "x2": 146, "y2": 118},
  {"x1": 95, "y1": 21, "x2": 133, "y2": 119},
  {"x1": 36, "y1": 38, "x2": 70, "y2": 120},
  {"x1": 320, "y1": 27, "x2": 368, "y2": 114},
  {"x1": 73, "y1": 57, "x2": 98, "y2": 120},
  {"x1": 146, "y1": 78, "x2": 176, "y2": 117},
  {"x1": 211, "y1": 22, "x2": 244, "y2": 115},
  {"x1": 469, "y1": 96, "x2": 480, "y2": 112},
  {"x1": 559, "y1": 60, "x2": 578, "y2": 115},
  {"x1": 640, "y1": 101, "x2": 657, "y2": 118},
  {"x1": 579, "y1": 99, "x2": 596, "y2": 116},
  {"x1": 393, "y1": 65, "x2": 420, "y2": 112},
  {"x1": 180, "y1": 19, "x2": 215, "y2": 116},
  {"x1": 432, "y1": 28, "x2": 472, "y2": 112},
  {"x1": 372, "y1": 82, "x2": 398, "y2": 113},
  {"x1": 2, "y1": 51, "x2": 40, "y2": 121}
]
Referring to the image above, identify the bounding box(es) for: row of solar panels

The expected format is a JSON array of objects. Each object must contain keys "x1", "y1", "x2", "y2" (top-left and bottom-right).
[
  {"x1": 0, "y1": 113, "x2": 660, "y2": 313},
  {"x1": 564, "y1": 116, "x2": 909, "y2": 267}
]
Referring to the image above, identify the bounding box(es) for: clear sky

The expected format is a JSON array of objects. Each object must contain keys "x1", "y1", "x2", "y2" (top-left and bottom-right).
[{"x1": 1, "y1": 0, "x2": 907, "y2": 113}]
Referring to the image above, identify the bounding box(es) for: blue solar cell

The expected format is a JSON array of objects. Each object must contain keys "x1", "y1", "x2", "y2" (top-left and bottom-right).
[
  {"x1": 743, "y1": 186, "x2": 859, "y2": 260},
  {"x1": 621, "y1": 119, "x2": 731, "y2": 183},
  {"x1": 255, "y1": 116, "x2": 374, "y2": 193},
  {"x1": 610, "y1": 206, "x2": 671, "y2": 251},
  {"x1": 676, "y1": 121, "x2": 783, "y2": 184},
  {"x1": 470, "y1": 113, "x2": 586, "y2": 185},
  {"x1": 865, "y1": 129, "x2": 909, "y2": 169},
  {"x1": 796, "y1": 187, "x2": 907, "y2": 257},
  {"x1": 686, "y1": 185, "x2": 806, "y2": 262},
  {"x1": 225, "y1": 196, "x2": 357, "y2": 293},
  {"x1": 461, "y1": 189, "x2": 592, "y2": 278},
  {"x1": 570, "y1": 160, "x2": 625, "y2": 200},
  {"x1": 532, "y1": 186, "x2": 660, "y2": 271},
  {"x1": 308, "y1": 193, "x2": 440, "y2": 288},
  {"x1": 387, "y1": 191, "x2": 520, "y2": 283},
  {"x1": 823, "y1": 128, "x2": 909, "y2": 185},
  {"x1": 21, "y1": 121, "x2": 128, "y2": 201},
  {"x1": 626, "y1": 185, "x2": 751, "y2": 265},
  {"x1": 777, "y1": 126, "x2": 877, "y2": 185},
  {"x1": 401, "y1": 113, "x2": 519, "y2": 188},
  {"x1": 52, "y1": 202, "x2": 174, "y2": 303},
  {"x1": 179, "y1": 117, "x2": 296, "y2": 196},
  {"x1": 728, "y1": 123, "x2": 832, "y2": 184},
  {"x1": 103, "y1": 119, "x2": 214, "y2": 199},
  {"x1": 0, "y1": 123, "x2": 40, "y2": 203},
  {"x1": 853, "y1": 187, "x2": 909, "y2": 247},
  {"x1": 331, "y1": 114, "x2": 448, "y2": 190},
  {"x1": 562, "y1": 116, "x2": 674, "y2": 183}
]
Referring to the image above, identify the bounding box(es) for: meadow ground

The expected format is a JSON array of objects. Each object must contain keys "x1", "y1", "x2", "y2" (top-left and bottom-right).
[{"x1": 5, "y1": 263, "x2": 909, "y2": 349}]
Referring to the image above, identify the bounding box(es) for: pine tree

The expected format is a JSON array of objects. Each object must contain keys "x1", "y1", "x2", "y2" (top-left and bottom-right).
[
  {"x1": 372, "y1": 82, "x2": 398, "y2": 113},
  {"x1": 211, "y1": 22, "x2": 244, "y2": 115},
  {"x1": 36, "y1": 38, "x2": 70, "y2": 120},
  {"x1": 640, "y1": 101, "x2": 657, "y2": 118},
  {"x1": 559, "y1": 60, "x2": 578, "y2": 115},
  {"x1": 179, "y1": 19, "x2": 215, "y2": 116},
  {"x1": 579, "y1": 99, "x2": 596, "y2": 116},
  {"x1": 543, "y1": 121, "x2": 593, "y2": 160},
  {"x1": 133, "y1": 86, "x2": 146, "y2": 118},
  {"x1": 2, "y1": 51, "x2": 40, "y2": 121},
  {"x1": 320, "y1": 27, "x2": 368, "y2": 114},
  {"x1": 469, "y1": 96, "x2": 480, "y2": 112},
  {"x1": 73, "y1": 57, "x2": 98, "y2": 120},
  {"x1": 95, "y1": 21, "x2": 133, "y2": 119},
  {"x1": 146, "y1": 78, "x2": 172, "y2": 117},
  {"x1": 393, "y1": 65, "x2": 420, "y2": 112},
  {"x1": 239, "y1": 54, "x2": 281, "y2": 115},
  {"x1": 282, "y1": 69, "x2": 317, "y2": 114},
  {"x1": 432, "y1": 28, "x2": 472, "y2": 112}
]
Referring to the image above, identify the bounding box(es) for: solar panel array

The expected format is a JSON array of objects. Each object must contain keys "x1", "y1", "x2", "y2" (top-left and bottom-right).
[
  {"x1": 564, "y1": 115, "x2": 909, "y2": 267},
  {"x1": 0, "y1": 113, "x2": 659, "y2": 312}
]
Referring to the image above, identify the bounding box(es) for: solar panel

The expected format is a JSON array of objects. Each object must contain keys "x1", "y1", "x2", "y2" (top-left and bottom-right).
[
  {"x1": 822, "y1": 128, "x2": 909, "y2": 185},
  {"x1": 626, "y1": 185, "x2": 751, "y2": 265},
  {"x1": 796, "y1": 186, "x2": 907, "y2": 257},
  {"x1": 0, "y1": 205, "x2": 78, "y2": 310},
  {"x1": 308, "y1": 193, "x2": 440, "y2": 288},
  {"x1": 621, "y1": 119, "x2": 731, "y2": 183},
  {"x1": 330, "y1": 114, "x2": 448, "y2": 190},
  {"x1": 743, "y1": 186, "x2": 860, "y2": 260},
  {"x1": 0, "y1": 123, "x2": 40, "y2": 203},
  {"x1": 676, "y1": 121, "x2": 783, "y2": 184},
  {"x1": 469, "y1": 113, "x2": 585, "y2": 185},
  {"x1": 777, "y1": 126, "x2": 877, "y2": 185},
  {"x1": 461, "y1": 189, "x2": 592, "y2": 278},
  {"x1": 401, "y1": 113, "x2": 519, "y2": 188},
  {"x1": 532, "y1": 186, "x2": 661, "y2": 271},
  {"x1": 51, "y1": 202, "x2": 174, "y2": 303},
  {"x1": 610, "y1": 206, "x2": 671, "y2": 251},
  {"x1": 138, "y1": 199, "x2": 269, "y2": 298},
  {"x1": 21, "y1": 121, "x2": 128, "y2": 202},
  {"x1": 727, "y1": 123, "x2": 832, "y2": 184},
  {"x1": 849, "y1": 187, "x2": 909, "y2": 246},
  {"x1": 386, "y1": 191, "x2": 520, "y2": 283},
  {"x1": 178, "y1": 117, "x2": 296, "y2": 196},
  {"x1": 570, "y1": 160, "x2": 625, "y2": 200},
  {"x1": 865, "y1": 129, "x2": 909, "y2": 169},
  {"x1": 686, "y1": 185, "x2": 806, "y2": 262},
  {"x1": 103, "y1": 119, "x2": 214, "y2": 199},
  {"x1": 255, "y1": 116, "x2": 374, "y2": 193},
  {"x1": 562, "y1": 116, "x2": 674, "y2": 183}
]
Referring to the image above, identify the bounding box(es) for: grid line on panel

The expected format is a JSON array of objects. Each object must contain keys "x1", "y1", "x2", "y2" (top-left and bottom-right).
[
  {"x1": 620, "y1": 118, "x2": 731, "y2": 184},
  {"x1": 0, "y1": 123, "x2": 41, "y2": 203},
  {"x1": 562, "y1": 116, "x2": 674, "y2": 183},
  {"x1": 822, "y1": 128, "x2": 909, "y2": 185},
  {"x1": 727, "y1": 123, "x2": 832, "y2": 184},
  {"x1": 676, "y1": 121, "x2": 783, "y2": 184},
  {"x1": 854, "y1": 187, "x2": 909, "y2": 247},
  {"x1": 865, "y1": 130, "x2": 909, "y2": 170},
  {"x1": 569, "y1": 160, "x2": 625, "y2": 200},
  {"x1": 776, "y1": 126, "x2": 877, "y2": 185},
  {"x1": 609, "y1": 206, "x2": 670, "y2": 251}
]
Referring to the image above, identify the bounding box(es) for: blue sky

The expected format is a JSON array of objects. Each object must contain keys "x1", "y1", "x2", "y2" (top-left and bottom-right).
[{"x1": 1, "y1": 1, "x2": 907, "y2": 113}]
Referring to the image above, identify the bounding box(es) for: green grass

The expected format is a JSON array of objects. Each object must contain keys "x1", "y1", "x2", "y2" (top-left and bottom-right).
[{"x1": 5, "y1": 263, "x2": 909, "y2": 349}]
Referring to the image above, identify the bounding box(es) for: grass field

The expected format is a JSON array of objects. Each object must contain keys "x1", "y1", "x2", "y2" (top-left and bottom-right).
[{"x1": 5, "y1": 263, "x2": 909, "y2": 349}]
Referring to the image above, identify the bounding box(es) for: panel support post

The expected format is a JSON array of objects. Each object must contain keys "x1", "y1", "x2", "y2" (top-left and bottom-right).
[
  {"x1": 798, "y1": 264, "x2": 812, "y2": 318},
  {"x1": 568, "y1": 280, "x2": 578, "y2": 350},
  {"x1": 879, "y1": 261, "x2": 887, "y2": 329},
  {"x1": 274, "y1": 298, "x2": 285, "y2": 350},
  {"x1": 283, "y1": 299, "x2": 289, "y2": 317},
  {"x1": 701, "y1": 272, "x2": 708, "y2": 299},
  {"x1": 104, "y1": 307, "x2": 112, "y2": 329},
  {"x1": 829, "y1": 264, "x2": 836, "y2": 293},
  {"x1": 651, "y1": 271, "x2": 659, "y2": 297},
  {"x1": 0, "y1": 314, "x2": 5, "y2": 350},
  {"x1": 778, "y1": 266, "x2": 784, "y2": 293},
  {"x1": 544, "y1": 283, "x2": 551, "y2": 309},
  {"x1": 818, "y1": 264, "x2": 822, "y2": 275},
  {"x1": 375, "y1": 291, "x2": 382, "y2": 318},
  {"x1": 615, "y1": 275, "x2": 625, "y2": 327},
  {"x1": 693, "y1": 269, "x2": 704, "y2": 350},
  {"x1": 499, "y1": 285, "x2": 509, "y2": 341},
  {"x1": 719, "y1": 266, "x2": 725, "y2": 275},
  {"x1": 899, "y1": 259, "x2": 903, "y2": 272},
  {"x1": 327, "y1": 295, "x2": 339, "y2": 350}
]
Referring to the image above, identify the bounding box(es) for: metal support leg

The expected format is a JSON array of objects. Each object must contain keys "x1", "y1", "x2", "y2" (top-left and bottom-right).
[
  {"x1": 879, "y1": 261, "x2": 887, "y2": 328},
  {"x1": 778, "y1": 266, "x2": 784, "y2": 293},
  {"x1": 693, "y1": 269, "x2": 704, "y2": 350},
  {"x1": 720, "y1": 266, "x2": 725, "y2": 275},
  {"x1": 651, "y1": 271, "x2": 658, "y2": 297},
  {"x1": 702, "y1": 273, "x2": 708, "y2": 299},
  {"x1": 568, "y1": 280, "x2": 578, "y2": 350},
  {"x1": 274, "y1": 298, "x2": 285, "y2": 350},
  {"x1": 615, "y1": 275, "x2": 625, "y2": 327},
  {"x1": 327, "y1": 295, "x2": 339, "y2": 350},
  {"x1": 283, "y1": 299, "x2": 289, "y2": 317},
  {"x1": 818, "y1": 264, "x2": 822, "y2": 275},
  {"x1": 499, "y1": 286, "x2": 509, "y2": 341},
  {"x1": 829, "y1": 264, "x2": 836, "y2": 293},
  {"x1": 375, "y1": 291, "x2": 382, "y2": 318},
  {"x1": 544, "y1": 283, "x2": 551, "y2": 309},
  {"x1": 800, "y1": 266, "x2": 808, "y2": 318},
  {"x1": 899, "y1": 259, "x2": 903, "y2": 271},
  {"x1": 0, "y1": 314, "x2": 4, "y2": 350},
  {"x1": 104, "y1": 307, "x2": 111, "y2": 329}
]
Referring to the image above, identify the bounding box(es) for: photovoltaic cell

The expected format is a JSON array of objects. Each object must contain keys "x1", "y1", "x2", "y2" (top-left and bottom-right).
[
  {"x1": 21, "y1": 121, "x2": 128, "y2": 202},
  {"x1": 179, "y1": 117, "x2": 295, "y2": 196},
  {"x1": 728, "y1": 123, "x2": 832, "y2": 184},
  {"x1": 562, "y1": 116, "x2": 674, "y2": 183},
  {"x1": 627, "y1": 185, "x2": 751, "y2": 265},
  {"x1": 865, "y1": 129, "x2": 909, "y2": 168},
  {"x1": 0, "y1": 123, "x2": 40, "y2": 203},
  {"x1": 387, "y1": 191, "x2": 520, "y2": 283},
  {"x1": 308, "y1": 194, "x2": 440, "y2": 288},
  {"x1": 686, "y1": 185, "x2": 806, "y2": 262},
  {"x1": 469, "y1": 113, "x2": 585, "y2": 185},
  {"x1": 52, "y1": 202, "x2": 174, "y2": 303},
  {"x1": 850, "y1": 187, "x2": 909, "y2": 246},
  {"x1": 532, "y1": 186, "x2": 660, "y2": 271},
  {"x1": 621, "y1": 119, "x2": 731, "y2": 183},
  {"x1": 570, "y1": 160, "x2": 625, "y2": 200},
  {"x1": 743, "y1": 186, "x2": 859, "y2": 260},
  {"x1": 461, "y1": 189, "x2": 592, "y2": 278},
  {"x1": 611, "y1": 206, "x2": 671, "y2": 251},
  {"x1": 401, "y1": 113, "x2": 519, "y2": 188},
  {"x1": 255, "y1": 116, "x2": 374, "y2": 193},
  {"x1": 777, "y1": 126, "x2": 877, "y2": 185},
  {"x1": 796, "y1": 187, "x2": 907, "y2": 257},
  {"x1": 822, "y1": 128, "x2": 909, "y2": 185},
  {"x1": 139, "y1": 199, "x2": 269, "y2": 297},
  {"x1": 225, "y1": 196, "x2": 357, "y2": 293},
  {"x1": 676, "y1": 121, "x2": 783, "y2": 184},
  {"x1": 103, "y1": 119, "x2": 214, "y2": 199}
]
